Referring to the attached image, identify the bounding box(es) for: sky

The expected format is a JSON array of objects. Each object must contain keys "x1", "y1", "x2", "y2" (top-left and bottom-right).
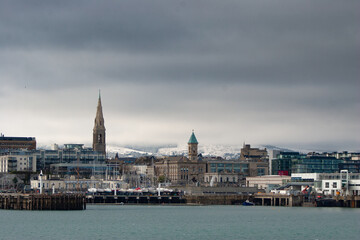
[{"x1": 0, "y1": 0, "x2": 359, "y2": 152}]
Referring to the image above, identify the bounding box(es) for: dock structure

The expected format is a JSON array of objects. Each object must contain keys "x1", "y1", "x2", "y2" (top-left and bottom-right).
[
  {"x1": 86, "y1": 194, "x2": 253, "y2": 205},
  {"x1": 183, "y1": 194, "x2": 251, "y2": 205},
  {"x1": 86, "y1": 195, "x2": 185, "y2": 204},
  {"x1": 315, "y1": 195, "x2": 360, "y2": 208},
  {"x1": 0, "y1": 193, "x2": 86, "y2": 210},
  {"x1": 253, "y1": 193, "x2": 303, "y2": 207}
]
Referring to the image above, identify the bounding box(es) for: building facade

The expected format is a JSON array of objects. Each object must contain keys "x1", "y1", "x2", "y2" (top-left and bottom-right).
[
  {"x1": 0, "y1": 145, "x2": 106, "y2": 173},
  {"x1": 271, "y1": 152, "x2": 345, "y2": 175},
  {"x1": 155, "y1": 156, "x2": 206, "y2": 185},
  {"x1": 0, "y1": 151, "x2": 37, "y2": 172},
  {"x1": 245, "y1": 175, "x2": 292, "y2": 190}
]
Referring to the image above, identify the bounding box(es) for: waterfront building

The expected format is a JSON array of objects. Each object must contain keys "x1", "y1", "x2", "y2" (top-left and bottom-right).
[
  {"x1": 271, "y1": 152, "x2": 344, "y2": 175},
  {"x1": 291, "y1": 171, "x2": 360, "y2": 196},
  {"x1": 0, "y1": 135, "x2": 36, "y2": 151},
  {"x1": 93, "y1": 92, "x2": 106, "y2": 154},
  {"x1": 0, "y1": 144, "x2": 106, "y2": 173},
  {"x1": 204, "y1": 160, "x2": 245, "y2": 186},
  {"x1": 291, "y1": 155, "x2": 343, "y2": 174},
  {"x1": 203, "y1": 160, "x2": 268, "y2": 186},
  {"x1": 245, "y1": 175, "x2": 291, "y2": 190},
  {"x1": 155, "y1": 156, "x2": 206, "y2": 185}
]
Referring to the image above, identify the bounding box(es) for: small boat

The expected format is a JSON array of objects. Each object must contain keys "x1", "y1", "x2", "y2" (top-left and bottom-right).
[{"x1": 242, "y1": 200, "x2": 255, "y2": 206}]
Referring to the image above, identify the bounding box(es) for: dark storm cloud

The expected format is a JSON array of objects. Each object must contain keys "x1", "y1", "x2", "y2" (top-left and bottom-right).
[{"x1": 0, "y1": 0, "x2": 359, "y2": 87}]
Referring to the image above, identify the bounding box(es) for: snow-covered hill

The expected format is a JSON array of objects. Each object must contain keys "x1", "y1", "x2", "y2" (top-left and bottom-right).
[{"x1": 37, "y1": 143, "x2": 313, "y2": 159}]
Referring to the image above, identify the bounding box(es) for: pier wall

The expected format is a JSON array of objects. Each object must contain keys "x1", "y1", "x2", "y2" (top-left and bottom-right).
[
  {"x1": 183, "y1": 195, "x2": 251, "y2": 205},
  {"x1": 0, "y1": 194, "x2": 86, "y2": 210}
]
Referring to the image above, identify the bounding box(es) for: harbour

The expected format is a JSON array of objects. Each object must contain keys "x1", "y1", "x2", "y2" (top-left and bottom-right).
[
  {"x1": 1, "y1": 190, "x2": 359, "y2": 210},
  {"x1": 0, "y1": 205, "x2": 359, "y2": 240}
]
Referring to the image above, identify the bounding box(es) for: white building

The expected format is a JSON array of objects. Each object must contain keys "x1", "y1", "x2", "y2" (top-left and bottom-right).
[
  {"x1": 292, "y1": 171, "x2": 360, "y2": 196},
  {"x1": 246, "y1": 175, "x2": 291, "y2": 189},
  {"x1": 322, "y1": 180, "x2": 341, "y2": 196}
]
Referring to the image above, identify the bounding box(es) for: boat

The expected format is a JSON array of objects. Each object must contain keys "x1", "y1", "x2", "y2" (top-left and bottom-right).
[{"x1": 242, "y1": 200, "x2": 255, "y2": 206}]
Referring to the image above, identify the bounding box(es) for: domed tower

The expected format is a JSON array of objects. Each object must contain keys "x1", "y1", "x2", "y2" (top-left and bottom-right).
[
  {"x1": 188, "y1": 130, "x2": 198, "y2": 161},
  {"x1": 93, "y1": 91, "x2": 106, "y2": 154}
]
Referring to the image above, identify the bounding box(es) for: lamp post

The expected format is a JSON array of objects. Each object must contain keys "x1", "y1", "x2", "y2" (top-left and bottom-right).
[{"x1": 39, "y1": 170, "x2": 43, "y2": 194}]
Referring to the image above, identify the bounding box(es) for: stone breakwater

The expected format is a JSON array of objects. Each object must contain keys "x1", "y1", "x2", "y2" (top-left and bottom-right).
[{"x1": 0, "y1": 193, "x2": 86, "y2": 210}]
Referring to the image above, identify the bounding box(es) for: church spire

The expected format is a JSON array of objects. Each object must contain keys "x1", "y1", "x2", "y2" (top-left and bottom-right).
[
  {"x1": 93, "y1": 92, "x2": 106, "y2": 154},
  {"x1": 94, "y1": 91, "x2": 104, "y2": 127}
]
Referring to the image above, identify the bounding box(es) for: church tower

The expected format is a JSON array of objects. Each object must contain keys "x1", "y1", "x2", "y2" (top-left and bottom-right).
[
  {"x1": 93, "y1": 92, "x2": 106, "y2": 154},
  {"x1": 188, "y1": 130, "x2": 198, "y2": 161}
]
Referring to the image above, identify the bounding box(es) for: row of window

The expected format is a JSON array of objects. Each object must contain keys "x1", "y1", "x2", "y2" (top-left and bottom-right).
[{"x1": 324, "y1": 182, "x2": 338, "y2": 188}]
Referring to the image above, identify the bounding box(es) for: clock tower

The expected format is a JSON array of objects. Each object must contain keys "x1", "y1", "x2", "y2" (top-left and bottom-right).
[{"x1": 188, "y1": 130, "x2": 198, "y2": 161}]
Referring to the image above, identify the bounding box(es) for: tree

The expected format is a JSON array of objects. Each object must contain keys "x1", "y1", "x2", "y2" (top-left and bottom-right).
[{"x1": 158, "y1": 175, "x2": 166, "y2": 183}]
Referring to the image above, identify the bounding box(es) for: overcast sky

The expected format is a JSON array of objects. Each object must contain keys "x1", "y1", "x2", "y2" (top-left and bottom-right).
[{"x1": 0, "y1": 0, "x2": 359, "y2": 151}]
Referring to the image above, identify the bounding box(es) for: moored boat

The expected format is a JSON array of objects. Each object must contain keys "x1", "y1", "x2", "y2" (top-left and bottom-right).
[{"x1": 242, "y1": 200, "x2": 255, "y2": 206}]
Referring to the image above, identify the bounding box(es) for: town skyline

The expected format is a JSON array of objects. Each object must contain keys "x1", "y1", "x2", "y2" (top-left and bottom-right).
[{"x1": 0, "y1": 1, "x2": 359, "y2": 151}]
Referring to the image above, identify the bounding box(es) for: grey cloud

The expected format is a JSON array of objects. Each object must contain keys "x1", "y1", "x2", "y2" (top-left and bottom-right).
[{"x1": 0, "y1": 1, "x2": 359, "y2": 150}]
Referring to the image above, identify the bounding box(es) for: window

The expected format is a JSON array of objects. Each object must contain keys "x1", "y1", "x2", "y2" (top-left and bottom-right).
[
  {"x1": 333, "y1": 182, "x2": 337, "y2": 188},
  {"x1": 257, "y1": 168, "x2": 265, "y2": 176},
  {"x1": 325, "y1": 182, "x2": 329, "y2": 188},
  {"x1": 217, "y1": 164, "x2": 224, "y2": 173}
]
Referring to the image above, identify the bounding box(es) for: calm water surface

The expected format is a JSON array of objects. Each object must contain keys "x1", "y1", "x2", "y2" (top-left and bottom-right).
[{"x1": 0, "y1": 205, "x2": 359, "y2": 240}]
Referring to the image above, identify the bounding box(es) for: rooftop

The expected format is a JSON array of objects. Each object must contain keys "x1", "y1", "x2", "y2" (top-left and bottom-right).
[
  {"x1": 0, "y1": 136, "x2": 35, "y2": 141},
  {"x1": 188, "y1": 131, "x2": 198, "y2": 144}
]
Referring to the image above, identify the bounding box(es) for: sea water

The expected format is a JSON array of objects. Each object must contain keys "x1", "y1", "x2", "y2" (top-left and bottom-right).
[{"x1": 0, "y1": 205, "x2": 359, "y2": 240}]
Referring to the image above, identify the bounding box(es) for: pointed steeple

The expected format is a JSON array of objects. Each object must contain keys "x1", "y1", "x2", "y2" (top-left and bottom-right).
[
  {"x1": 93, "y1": 91, "x2": 106, "y2": 154},
  {"x1": 188, "y1": 130, "x2": 198, "y2": 144},
  {"x1": 94, "y1": 91, "x2": 105, "y2": 128}
]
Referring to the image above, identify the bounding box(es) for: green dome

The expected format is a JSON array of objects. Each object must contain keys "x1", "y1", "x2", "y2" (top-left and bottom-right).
[{"x1": 188, "y1": 131, "x2": 198, "y2": 144}]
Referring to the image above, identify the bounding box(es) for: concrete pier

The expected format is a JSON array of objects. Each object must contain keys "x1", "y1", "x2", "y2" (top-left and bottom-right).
[
  {"x1": 253, "y1": 194, "x2": 303, "y2": 207},
  {"x1": 0, "y1": 193, "x2": 86, "y2": 210}
]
